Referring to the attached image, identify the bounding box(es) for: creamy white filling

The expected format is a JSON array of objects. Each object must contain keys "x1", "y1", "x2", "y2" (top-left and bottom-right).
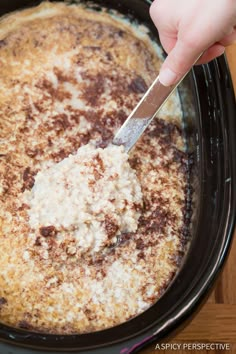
[{"x1": 24, "y1": 144, "x2": 143, "y2": 254}]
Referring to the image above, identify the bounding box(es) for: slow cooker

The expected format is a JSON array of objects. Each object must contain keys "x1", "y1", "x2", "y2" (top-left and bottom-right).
[{"x1": 0, "y1": 0, "x2": 235, "y2": 353}]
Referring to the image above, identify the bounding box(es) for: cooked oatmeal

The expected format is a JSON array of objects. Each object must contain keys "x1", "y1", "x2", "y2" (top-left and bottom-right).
[
  {"x1": 24, "y1": 144, "x2": 143, "y2": 254},
  {"x1": 0, "y1": 2, "x2": 191, "y2": 333}
]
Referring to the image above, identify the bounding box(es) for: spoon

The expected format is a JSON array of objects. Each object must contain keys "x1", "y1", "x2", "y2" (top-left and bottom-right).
[{"x1": 112, "y1": 59, "x2": 200, "y2": 152}]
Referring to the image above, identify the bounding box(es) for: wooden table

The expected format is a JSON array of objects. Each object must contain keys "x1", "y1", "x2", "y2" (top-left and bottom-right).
[{"x1": 141, "y1": 44, "x2": 236, "y2": 354}]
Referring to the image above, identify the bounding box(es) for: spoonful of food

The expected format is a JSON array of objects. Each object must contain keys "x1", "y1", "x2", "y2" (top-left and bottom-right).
[{"x1": 112, "y1": 56, "x2": 201, "y2": 153}]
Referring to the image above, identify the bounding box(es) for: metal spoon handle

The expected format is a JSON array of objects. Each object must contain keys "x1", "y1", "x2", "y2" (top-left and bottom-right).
[
  {"x1": 112, "y1": 74, "x2": 185, "y2": 153},
  {"x1": 113, "y1": 49, "x2": 204, "y2": 153}
]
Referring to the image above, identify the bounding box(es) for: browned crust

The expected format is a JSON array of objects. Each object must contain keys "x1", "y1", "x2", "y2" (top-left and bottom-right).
[{"x1": 0, "y1": 2, "x2": 191, "y2": 334}]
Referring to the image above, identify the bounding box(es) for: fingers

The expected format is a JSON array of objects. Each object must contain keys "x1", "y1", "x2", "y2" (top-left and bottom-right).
[
  {"x1": 196, "y1": 44, "x2": 225, "y2": 64},
  {"x1": 158, "y1": 33, "x2": 177, "y2": 54},
  {"x1": 151, "y1": 0, "x2": 206, "y2": 86},
  {"x1": 196, "y1": 28, "x2": 236, "y2": 64},
  {"x1": 218, "y1": 27, "x2": 236, "y2": 46},
  {"x1": 150, "y1": 0, "x2": 236, "y2": 86},
  {"x1": 158, "y1": 34, "x2": 232, "y2": 86},
  {"x1": 159, "y1": 39, "x2": 203, "y2": 86},
  {"x1": 157, "y1": 27, "x2": 235, "y2": 85}
]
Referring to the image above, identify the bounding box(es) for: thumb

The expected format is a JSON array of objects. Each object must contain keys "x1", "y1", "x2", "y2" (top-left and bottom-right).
[{"x1": 159, "y1": 39, "x2": 203, "y2": 86}]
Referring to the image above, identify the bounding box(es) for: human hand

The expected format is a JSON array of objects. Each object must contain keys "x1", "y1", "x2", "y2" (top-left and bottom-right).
[{"x1": 150, "y1": 0, "x2": 236, "y2": 86}]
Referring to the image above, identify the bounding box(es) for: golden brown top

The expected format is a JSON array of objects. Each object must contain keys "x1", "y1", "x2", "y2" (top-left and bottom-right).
[{"x1": 0, "y1": 2, "x2": 189, "y2": 334}]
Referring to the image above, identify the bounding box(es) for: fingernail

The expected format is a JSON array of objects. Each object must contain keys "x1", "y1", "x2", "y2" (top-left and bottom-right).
[{"x1": 159, "y1": 68, "x2": 178, "y2": 86}]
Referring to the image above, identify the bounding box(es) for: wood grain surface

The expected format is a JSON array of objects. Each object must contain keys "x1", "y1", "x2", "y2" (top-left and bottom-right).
[{"x1": 141, "y1": 44, "x2": 236, "y2": 354}]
